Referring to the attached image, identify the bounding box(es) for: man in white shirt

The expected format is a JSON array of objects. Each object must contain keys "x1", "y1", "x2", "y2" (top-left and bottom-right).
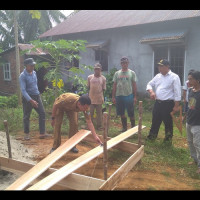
[{"x1": 146, "y1": 59, "x2": 181, "y2": 143}]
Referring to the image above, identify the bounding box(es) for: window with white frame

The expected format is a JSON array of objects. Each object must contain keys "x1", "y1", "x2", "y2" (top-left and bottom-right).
[
  {"x1": 3, "y1": 63, "x2": 11, "y2": 81},
  {"x1": 153, "y1": 45, "x2": 185, "y2": 85}
]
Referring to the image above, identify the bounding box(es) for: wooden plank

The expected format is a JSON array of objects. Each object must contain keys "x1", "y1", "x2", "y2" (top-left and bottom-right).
[
  {"x1": 138, "y1": 101, "x2": 143, "y2": 147},
  {"x1": 103, "y1": 112, "x2": 108, "y2": 180},
  {"x1": 84, "y1": 133, "x2": 141, "y2": 153},
  {"x1": 99, "y1": 145, "x2": 144, "y2": 190},
  {"x1": 27, "y1": 125, "x2": 145, "y2": 190},
  {"x1": 0, "y1": 156, "x2": 104, "y2": 190},
  {"x1": 5, "y1": 129, "x2": 91, "y2": 190},
  {"x1": 3, "y1": 120, "x2": 12, "y2": 158}
]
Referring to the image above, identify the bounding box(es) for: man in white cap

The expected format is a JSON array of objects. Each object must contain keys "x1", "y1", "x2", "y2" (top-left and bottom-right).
[{"x1": 19, "y1": 58, "x2": 51, "y2": 140}]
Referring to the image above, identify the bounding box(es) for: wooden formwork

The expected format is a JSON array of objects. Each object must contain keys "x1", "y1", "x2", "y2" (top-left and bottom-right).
[
  {"x1": 0, "y1": 127, "x2": 145, "y2": 190},
  {"x1": 1, "y1": 101, "x2": 145, "y2": 190}
]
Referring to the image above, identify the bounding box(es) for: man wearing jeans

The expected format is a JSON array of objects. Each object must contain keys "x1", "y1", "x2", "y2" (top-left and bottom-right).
[{"x1": 19, "y1": 58, "x2": 51, "y2": 140}]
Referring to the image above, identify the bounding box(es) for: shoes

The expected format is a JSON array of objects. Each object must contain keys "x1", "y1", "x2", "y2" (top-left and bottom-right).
[
  {"x1": 39, "y1": 133, "x2": 52, "y2": 139},
  {"x1": 24, "y1": 134, "x2": 30, "y2": 140},
  {"x1": 146, "y1": 135, "x2": 156, "y2": 141},
  {"x1": 188, "y1": 160, "x2": 198, "y2": 165},
  {"x1": 119, "y1": 128, "x2": 127, "y2": 133},
  {"x1": 49, "y1": 148, "x2": 56, "y2": 154},
  {"x1": 70, "y1": 146, "x2": 79, "y2": 153}
]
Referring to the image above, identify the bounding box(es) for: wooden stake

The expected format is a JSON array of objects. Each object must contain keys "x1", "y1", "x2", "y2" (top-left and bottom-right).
[
  {"x1": 170, "y1": 106, "x2": 182, "y2": 135},
  {"x1": 103, "y1": 112, "x2": 108, "y2": 180},
  {"x1": 3, "y1": 120, "x2": 12, "y2": 159},
  {"x1": 138, "y1": 101, "x2": 143, "y2": 147},
  {"x1": 107, "y1": 104, "x2": 112, "y2": 131}
]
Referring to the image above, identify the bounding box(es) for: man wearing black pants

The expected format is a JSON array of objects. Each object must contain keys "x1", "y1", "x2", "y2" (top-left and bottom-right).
[
  {"x1": 146, "y1": 59, "x2": 181, "y2": 143},
  {"x1": 19, "y1": 58, "x2": 51, "y2": 140}
]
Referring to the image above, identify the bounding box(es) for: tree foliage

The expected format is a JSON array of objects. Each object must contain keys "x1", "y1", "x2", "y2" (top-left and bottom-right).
[
  {"x1": 26, "y1": 39, "x2": 90, "y2": 103},
  {"x1": 0, "y1": 10, "x2": 66, "y2": 50}
]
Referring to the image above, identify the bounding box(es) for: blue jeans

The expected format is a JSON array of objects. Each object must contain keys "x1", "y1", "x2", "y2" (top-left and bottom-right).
[
  {"x1": 115, "y1": 94, "x2": 134, "y2": 117},
  {"x1": 186, "y1": 123, "x2": 200, "y2": 168},
  {"x1": 22, "y1": 95, "x2": 45, "y2": 134}
]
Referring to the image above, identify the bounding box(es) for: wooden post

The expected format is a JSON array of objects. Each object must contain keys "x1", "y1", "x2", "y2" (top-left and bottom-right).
[
  {"x1": 107, "y1": 104, "x2": 112, "y2": 131},
  {"x1": 103, "y1": 112, "x2": 108, "y2": 180},
  {"x1": 138, "y1": 101, "x2": 143, "y2": 148},
  {"x1": 3, "y1": 120, "x2": 12, "y2": 159},
  {"x1": 13, "y1": 10, "x2": 22, "y2": 105}
]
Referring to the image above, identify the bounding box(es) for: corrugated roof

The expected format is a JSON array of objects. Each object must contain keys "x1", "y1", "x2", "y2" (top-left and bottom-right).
[
  {"x1": 39, "y1": 10, "x2": 200, "y2": 38},
  {"x1": 140, "y1": 30, "x2": 186, "y2": 43},
  {"x1": 18, "y1": 44, "x2": 47, "y2": 55},
  {"x1": 0, "y1": 44, "x2": 47, "y2": 56}
]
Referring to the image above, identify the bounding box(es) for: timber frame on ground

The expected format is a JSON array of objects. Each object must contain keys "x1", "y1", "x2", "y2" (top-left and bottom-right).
[
  {"x1": 0, "y1": 102, "x2": 145, "y2": 190},
  {"x1": 0, "y1": 130, "x2": 144, "y2": 190}
]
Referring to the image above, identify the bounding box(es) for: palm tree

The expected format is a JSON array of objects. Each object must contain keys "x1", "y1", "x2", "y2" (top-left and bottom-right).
[
  {"x1": 0, "y1": 10, "x2": 17, "y2": 50},
  {"x1": 0, "y1": 10, "x2": 67, "y2": 103},
  {"x1": 0, "y1": 10, "x2": 67, "y2": 50}
]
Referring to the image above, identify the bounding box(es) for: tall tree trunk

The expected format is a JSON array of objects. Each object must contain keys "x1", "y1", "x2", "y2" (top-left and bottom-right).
[{"x1": 14, "y1": 10, "x2": 22, "y2": 105}]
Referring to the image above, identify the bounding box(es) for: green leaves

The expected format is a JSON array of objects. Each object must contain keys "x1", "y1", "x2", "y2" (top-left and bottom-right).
[
  {"x1": 29, "y1": 10, "x2": 41, "y2": 19},
  {"x1": 30, "y1": 39, "x2": 89, "y2": 100}
]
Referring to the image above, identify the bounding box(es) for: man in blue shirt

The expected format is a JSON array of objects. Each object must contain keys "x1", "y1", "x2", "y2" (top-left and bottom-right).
[{"x1": 19, "y1": 58, "x2": 51, "y2": 140}]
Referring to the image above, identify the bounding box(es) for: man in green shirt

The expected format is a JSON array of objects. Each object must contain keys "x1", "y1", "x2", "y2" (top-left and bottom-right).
[{"x1": 112, "y1": 57, "x2": 137, "y2": 132}]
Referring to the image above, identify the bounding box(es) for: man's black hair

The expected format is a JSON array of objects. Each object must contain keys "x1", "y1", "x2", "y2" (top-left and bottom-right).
[
  {"x1": 188, "y1": 69, "x2": 195, "y2": 76},
  {"x1": 190, "y1": 70, "x2": 200, "y2": 83},
  {"x1": 79, "y1": 94, "x2": 91, "y2": 105}
]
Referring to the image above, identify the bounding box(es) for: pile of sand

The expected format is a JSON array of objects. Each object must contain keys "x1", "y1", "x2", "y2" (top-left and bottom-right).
[{"x1": 0, "y1": 131, "x2": 35, "y2": 190}]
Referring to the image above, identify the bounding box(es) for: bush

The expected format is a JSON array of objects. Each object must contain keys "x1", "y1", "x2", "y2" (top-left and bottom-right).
[
  {"x1": 0, "y1": 95, "x2": 18, "y2": 108},
  {"x1": 104, "y1": 68, "x2": 118, "y2": 100}
]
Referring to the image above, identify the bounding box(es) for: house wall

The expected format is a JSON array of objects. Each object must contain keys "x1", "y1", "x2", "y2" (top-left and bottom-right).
[
  {"x1": 0, "y1": 50, "x2": 24, "y2": 95},
  {"x1": 52, "y1": 17, "x2": 200, "y2": 96}
]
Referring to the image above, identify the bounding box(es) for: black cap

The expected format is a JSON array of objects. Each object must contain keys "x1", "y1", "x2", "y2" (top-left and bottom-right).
[
  {"x1": 24, "y1": 58, "x2": 36, "y2": 66},
  {"x1": 120, "y1": 56, "x2": 129, "y2": 63},
  {"x1": 157, "y1": 59, "x2": 170, "y2": 66}
]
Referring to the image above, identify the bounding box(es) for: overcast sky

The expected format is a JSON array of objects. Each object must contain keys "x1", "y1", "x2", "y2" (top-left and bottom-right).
[
  {"x1": 60, "y1": 10, "x2": 74, "y2": 16},
  {"x1": 52, "y1": 10, "x2": 74, "y2": 27}
]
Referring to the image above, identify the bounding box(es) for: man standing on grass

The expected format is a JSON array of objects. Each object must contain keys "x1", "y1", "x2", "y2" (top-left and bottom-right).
[
  {"x1": 146, "y1": 59, "x2": 181, "y2": 144},
  {"x1": 19, "y1": 58, "x2": 51, "y2": 140},
  {"x1": 87, "y1": 63, "x2": 106, "y2": 131},
  {"x1": 112, "y1": 56, "x2": 137, "y2": 132},
  {"x1": 186, "y1": 70, "x2": 200, "y2": 174}
]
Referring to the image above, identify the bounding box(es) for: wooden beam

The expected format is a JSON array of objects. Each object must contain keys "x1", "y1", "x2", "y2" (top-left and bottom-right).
[
  {"x1": 0, "y1": 156, "x2": 104, "y2": 190},
  {"x1": 83, "y1": 133, "x2": 144, "y2": 154},
  {"x1": 138, "y1": 101, "x2": 143, "y2": 147},
  {"x1": 3, "y1": 120, "x2": 12, "y2": 159},
  {"x1": 5, "y1": 129, "x2": 91, "y2": 190},
  {"x1": 27, "y1": 125, "x2": 145, "y2": 190},
  {"x1": 99, "y1": 145, "x2": 144, "y2": 190},
  {"x1": 103, "y1": 112, "x2": 108, "y2": 180}
]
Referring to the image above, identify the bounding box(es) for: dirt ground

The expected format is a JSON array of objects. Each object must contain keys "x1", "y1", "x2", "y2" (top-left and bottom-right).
[{"x1": 3, "y1": 129, "x2": 200, "y2": 191}]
